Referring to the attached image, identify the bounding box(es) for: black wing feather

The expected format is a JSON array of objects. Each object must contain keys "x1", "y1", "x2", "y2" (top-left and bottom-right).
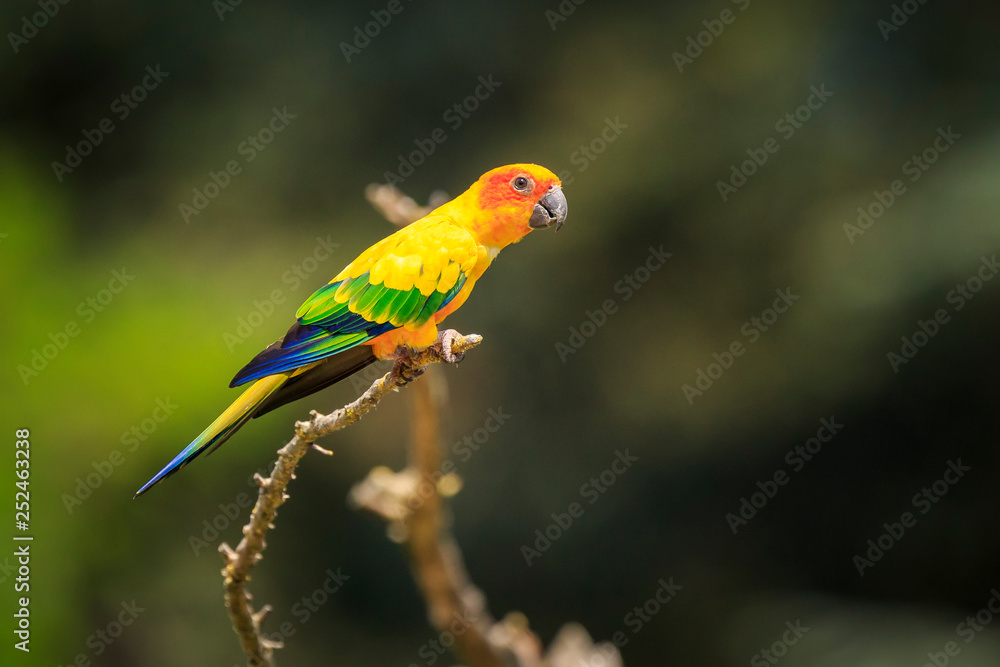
[{"x1": 251, "y1": 345, "x2": 380, "y2": 418}]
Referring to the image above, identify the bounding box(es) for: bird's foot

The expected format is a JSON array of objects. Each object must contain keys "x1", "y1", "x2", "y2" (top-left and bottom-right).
[
  {"x1": 436, "y1": 329, "x2": 466, "y2": 364},
  {"x1": 391, "y1": 347, "x2": 425, "y2": 385}
]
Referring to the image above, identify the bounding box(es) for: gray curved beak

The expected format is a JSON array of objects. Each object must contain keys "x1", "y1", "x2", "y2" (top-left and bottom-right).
[{"x1": 528, "y1": 185, "x2": 568, "y2": 232}]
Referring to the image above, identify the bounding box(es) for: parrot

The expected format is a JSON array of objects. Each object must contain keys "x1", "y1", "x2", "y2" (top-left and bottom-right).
[{"x1": 135, "y1": 163, "x2": 567, "y2": 497}]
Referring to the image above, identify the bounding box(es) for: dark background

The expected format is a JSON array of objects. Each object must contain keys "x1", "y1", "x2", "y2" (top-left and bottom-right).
[{"x1": 4, "y1": 0, "x2": 1000, "y2": 665}]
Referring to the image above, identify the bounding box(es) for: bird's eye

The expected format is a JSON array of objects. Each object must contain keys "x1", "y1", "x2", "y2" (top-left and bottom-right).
[{"x1": 511, "y1": 175, "x2": 533, "y2": 193}]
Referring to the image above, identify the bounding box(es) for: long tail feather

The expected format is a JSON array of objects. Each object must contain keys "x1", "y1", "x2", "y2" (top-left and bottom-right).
[
  {"x1": 252, "y1": 345, "x2": 379, "y2": 419},
  {"x1": 134, "y1": 373, "x2": 291, "y2": 497}
]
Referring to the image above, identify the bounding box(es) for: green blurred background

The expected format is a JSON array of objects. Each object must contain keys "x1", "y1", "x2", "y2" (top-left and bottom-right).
[{"x1": 4, "y1": 0, "x2": 1000, "y2": 665}]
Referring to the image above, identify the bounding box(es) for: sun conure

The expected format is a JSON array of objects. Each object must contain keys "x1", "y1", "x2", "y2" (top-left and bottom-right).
[{"x1": 135, "y1": 163, "x2": 567, "y2": 497}]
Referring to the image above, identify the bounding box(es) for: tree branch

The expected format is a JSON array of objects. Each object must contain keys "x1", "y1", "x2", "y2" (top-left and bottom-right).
[
  {"x1": 364, "y1": 183, "x2": 448, "y2": 227},
  {"x1": 219, "y1": 332, "x2": 482, "y2": 667},
  {"x1": 347, "y1": 181, "x2": 624, "y2": 667},
  {"x1": 405, "y1": 369, "x2": 505, "y2": 666},
  {"x1": 349, "y1": 364, "x2": 624, "y2": 667}
]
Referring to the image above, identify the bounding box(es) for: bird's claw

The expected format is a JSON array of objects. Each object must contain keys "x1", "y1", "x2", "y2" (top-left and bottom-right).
[
  {"x1": 400, "y1": 365, "x2": 425, "y2": 383},
  {"x1": 391, "y1": 347, "x2": 425, "y2": 384},
  {"x1": 390, "y1": 330, "x2": 465, "y2": 383},
  {"x1": 437, "y1": 329, "x2": 465, "y2": 364}
]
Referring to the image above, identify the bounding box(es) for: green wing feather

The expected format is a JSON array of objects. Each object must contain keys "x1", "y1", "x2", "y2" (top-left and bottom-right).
[{"x1": 233, "y1": 220, "x2": 478, "y2": 386}]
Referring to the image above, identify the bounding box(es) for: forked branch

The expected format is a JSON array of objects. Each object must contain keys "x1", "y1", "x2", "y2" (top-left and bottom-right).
[{"x1": 219, "y1": 332, "x2": 482, "y2": 666}]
